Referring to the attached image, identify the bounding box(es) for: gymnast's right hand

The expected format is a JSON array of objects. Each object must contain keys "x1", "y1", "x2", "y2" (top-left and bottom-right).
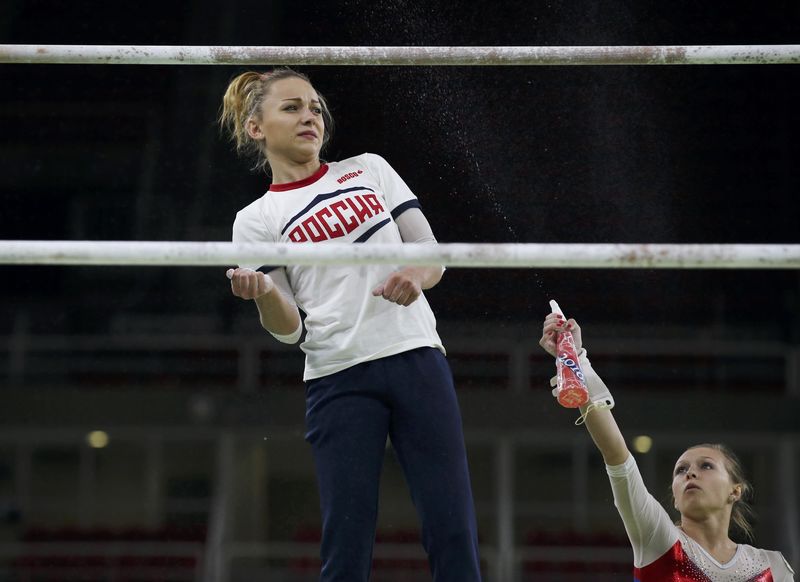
[
  {"x1": 538, "y1": 311, "x2": 582, "y2": 357},
  {"x1": 226, "y1": 268, "x2": 274, "y2": 300}
]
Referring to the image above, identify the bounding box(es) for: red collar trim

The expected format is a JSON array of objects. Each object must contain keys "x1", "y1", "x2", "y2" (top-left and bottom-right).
[{"x1": 269, "y1": 164, "x2": 329, "y2": 191}]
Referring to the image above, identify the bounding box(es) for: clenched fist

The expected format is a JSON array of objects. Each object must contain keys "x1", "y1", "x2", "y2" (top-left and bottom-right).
[{"x1": 226, "y1": 267, "x2": 274, "y2": 300}]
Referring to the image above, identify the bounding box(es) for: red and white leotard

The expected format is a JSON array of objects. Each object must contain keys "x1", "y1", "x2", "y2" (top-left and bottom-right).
[{"x1": 607, "y1": 455, "x2": 795, "y2": 581}]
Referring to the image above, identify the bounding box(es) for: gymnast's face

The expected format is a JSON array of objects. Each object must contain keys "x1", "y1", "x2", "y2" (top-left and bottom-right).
[
  {"x1": 671, "y1": 446, "x2": 741, "y2": 520},
  {"x1": 248, "y1": 76, "x2": 325, "y2": 165}
]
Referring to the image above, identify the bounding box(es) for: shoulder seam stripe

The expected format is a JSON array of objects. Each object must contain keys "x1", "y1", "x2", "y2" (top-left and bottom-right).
[{"x1": 390, "y1": 199, "x2": 421, "y2": 220}]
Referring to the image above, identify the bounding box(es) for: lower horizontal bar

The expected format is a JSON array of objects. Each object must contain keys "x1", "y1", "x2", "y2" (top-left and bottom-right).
[{"x1": 0, "y1": 241, "x2": 799, "y2": 269}]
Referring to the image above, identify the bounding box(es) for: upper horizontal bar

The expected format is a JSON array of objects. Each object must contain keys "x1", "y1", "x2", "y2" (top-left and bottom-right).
[
  {"x1": 1, "y1": 45, "x2": 799, "y2": 66},
  {"x1": 1, "y1": 241, "x2": 799, "y2": 269}
]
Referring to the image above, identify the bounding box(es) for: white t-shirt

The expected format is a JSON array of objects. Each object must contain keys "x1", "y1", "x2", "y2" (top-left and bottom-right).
[
  {"x1": 606, "y1": 455, "x2": 795, "y2": 581},
  {"x1": 232, "y1": 153, "x2": 444, "y2": 381}
]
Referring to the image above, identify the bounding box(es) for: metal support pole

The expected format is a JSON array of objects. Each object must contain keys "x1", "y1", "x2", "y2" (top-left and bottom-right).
[
  {"x1": 777, "y1": 438, "x2": 799, "y2": 568},
  {"x1": 204, "y1": 433, "x2": 236, "y2": 582},
  {"x1": 495, "y1": 437, "x2": 515, "y2": 582}
]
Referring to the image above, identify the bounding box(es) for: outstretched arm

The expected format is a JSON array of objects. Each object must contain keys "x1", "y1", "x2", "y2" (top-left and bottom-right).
[
  {"x1": 539, "y1": 309, "x2": 681, "y2": 566},
  {"x1": 539, "y1": 312, "x2": 630, "y2": 466},
  {"x1": 581, "y1": 401, "x2": 629, "y2": 466}
]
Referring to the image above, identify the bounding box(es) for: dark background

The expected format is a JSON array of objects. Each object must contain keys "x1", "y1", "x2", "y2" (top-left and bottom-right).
[
  {"x1": 1, "y1": 0, "x2": 799, "y2": 337},
  {"x1": 0, "y1": 2, "x2": 799, "y2": 575}
]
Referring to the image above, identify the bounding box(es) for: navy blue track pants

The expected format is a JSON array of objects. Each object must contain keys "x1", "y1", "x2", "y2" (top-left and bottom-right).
[{"x1": 304, "y1": 347, "x2": 482, "y2": 581}]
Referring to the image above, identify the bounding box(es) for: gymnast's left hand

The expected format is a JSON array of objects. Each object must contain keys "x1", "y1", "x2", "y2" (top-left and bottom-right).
[{"x1": 371, "y1": 268, "x2": 424, "y2": 307}]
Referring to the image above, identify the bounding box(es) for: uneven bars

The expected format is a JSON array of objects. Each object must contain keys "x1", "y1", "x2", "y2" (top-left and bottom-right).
[
  {"x1": 0, "y1": 241, "x2": 799, "y2": 269},
  {"x1": 1, "y1": 45, "x2": 799, "y2": 66}
]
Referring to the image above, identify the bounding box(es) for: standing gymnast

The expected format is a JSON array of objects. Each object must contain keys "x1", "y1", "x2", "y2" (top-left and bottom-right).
[
  {"x1": 219, "y1": 68, "x2": 482, "y2": 581},
  {"x1": 538, "y1": 309, "x2": 795, "y2": 581}
]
